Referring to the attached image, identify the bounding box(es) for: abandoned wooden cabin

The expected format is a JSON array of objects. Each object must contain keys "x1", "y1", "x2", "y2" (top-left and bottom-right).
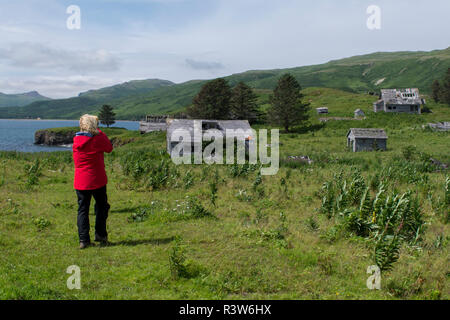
[
  {"x1": 347, "y1": 128, "x2": 388, "y2": 152},
  {"x1": 139, "y1": 115, "x2": 169, "y2": 134},
  {"x1": 166, "y1": 119, "x2": 252, "y2": 155},
  {"x1": 373, "y1": 88, "x2": 425, "y2": 114},
  {"x1": 316, "y1": 107, "x2": 329, "y2": 114}
]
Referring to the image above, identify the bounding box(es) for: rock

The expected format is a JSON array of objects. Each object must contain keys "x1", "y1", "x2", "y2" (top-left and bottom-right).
[
  {"x1": 287, "y1": 155, "x2": 313, "y2": 165},
  {"x1": 110, "y1": 137, "x2": 135, "y2": 148},
  {"x1": 34, "y1": 129, "x2": 134, "y2": 148},
  {"x1": 430, "y1": 158, "x2": 449, "y2": 171},
  {"x1": 34, "y1": 129, "x2": 76, "y2": 146}
]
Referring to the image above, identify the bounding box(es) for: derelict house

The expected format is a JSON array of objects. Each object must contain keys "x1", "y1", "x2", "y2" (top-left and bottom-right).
[
  {"x1": 373, "y1": 89, "x2": 425, "y2": 114},
  {"x1": 139, "y1": 115, "x2": 169, "y2": 134},
  {"x1": 166, "y1": 119, "x2": 253, "y2": 155},
  {"x1": 316, "y1": 107, "x2": 329, "y2": 115},
  {"x1": 347, "y1": 128, "x2": 388, "y2": 152}
]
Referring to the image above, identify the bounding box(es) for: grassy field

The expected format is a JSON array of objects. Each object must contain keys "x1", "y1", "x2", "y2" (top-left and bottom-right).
[{"x1": 0, "y1": 89, "x2": 448, "y2": 300}]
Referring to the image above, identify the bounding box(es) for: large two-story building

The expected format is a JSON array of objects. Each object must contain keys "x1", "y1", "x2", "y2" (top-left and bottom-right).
[{"x1": 373, "y1": 88, "x2": 425, "y2": 114}]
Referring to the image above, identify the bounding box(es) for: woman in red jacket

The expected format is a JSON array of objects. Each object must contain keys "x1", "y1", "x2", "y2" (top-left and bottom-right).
[{"x1": 73, "y1": 114, "x2": 113, "y2": 249}]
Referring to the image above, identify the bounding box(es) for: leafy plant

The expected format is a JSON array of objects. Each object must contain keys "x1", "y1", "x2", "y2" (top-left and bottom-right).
[
  {"x1": 33, "y1": 217, "x2": 51, "y2": 230},
  {"x1": 169, "y1": 237, "x2": 188, "y2": 279},
  {"x1": 374, "y1": 235, "x2": 401, "y2": 272},
  {"x1": 209, "y1": 169, "x2": 219, "y2": 207},
  {"x1": 305, "y1": 215, "x2": 319, "y2": 231},
  {"x1": 183, "y1": 170, "x2": 194, "y2": 189},
  {"x1": 24, "y1": 159, "x2": 42, "y2": 188},
  {"x1": 169, "y1": 237, "x2": 205, "y2": 280},
  {"x1": 252, "y1": 170, "x2": 262, "y2": 190},
  {"x1": 402, "y1": 145, "x2": 417, "y2": 161},
  {"x1": 186, "y1": 198, "x2": 213, "y2": 219},
  {"x1": 128, "y1": 206, "x2": 152, "y2": 223},
  {"x1": 320, "y1": 181, "x2": 335, "y2": 218}
]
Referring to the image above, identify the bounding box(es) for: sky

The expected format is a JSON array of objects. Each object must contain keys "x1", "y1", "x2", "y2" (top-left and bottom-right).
[{"x1": 0, "y1": 0, "x2": 449, "y2": 98}]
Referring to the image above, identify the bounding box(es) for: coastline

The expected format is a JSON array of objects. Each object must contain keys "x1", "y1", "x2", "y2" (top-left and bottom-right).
[{"x1": 0, "y1": 119, "x2": 139, "y2": 122}]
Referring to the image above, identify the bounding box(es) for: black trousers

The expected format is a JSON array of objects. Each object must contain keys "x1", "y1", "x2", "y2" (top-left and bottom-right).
[{"x1": 75, "y1": 186, "x2": 110, "y2": 243}]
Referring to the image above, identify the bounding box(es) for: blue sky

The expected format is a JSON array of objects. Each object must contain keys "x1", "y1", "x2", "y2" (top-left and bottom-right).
[{"x1": 0, "y1": 0, "x2": 449, "y2": 98}]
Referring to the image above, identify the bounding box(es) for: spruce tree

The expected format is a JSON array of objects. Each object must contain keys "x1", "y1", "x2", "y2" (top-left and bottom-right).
[
  {"x1": 187, "y1": 78, "x2": 232, "y2": 119},
  {"x1": 98, "y1": 105, "x2": 116, "y2": 128},
  {"x1": 267, "y1": 74, "x2": 310, "y2": 132},
  {"x1": 431, "y1": 80, "x2": 441, "y2": 103},
  {"x1": 441, "y1": 68, "x2": 450, "y2": 105},
  {"x1": 230, "y1": 82, "x2": 260, "y2": 123}
]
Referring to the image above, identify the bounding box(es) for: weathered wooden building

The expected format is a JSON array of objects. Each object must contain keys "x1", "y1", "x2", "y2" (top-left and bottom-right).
[
  {"x1": 347, "y1": 128, "x2": 388, "y2": 152},
  {"x1": 316, "y1": 107, "x2": 329, "y2": 115},
  {"x1": 373, "y1": 88, "x2": 425, "y2": 114},
  {"x1": 139, "y1": 115, "x2": 169, "y2": 134},
  {"x1": 167, "y1": 119, "x2": 252, "y2": 155}
]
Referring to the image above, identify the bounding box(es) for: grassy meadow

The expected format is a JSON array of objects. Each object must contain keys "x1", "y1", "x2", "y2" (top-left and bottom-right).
[{"x1": 0, "y1": 88, "x2": 448, "y2": 300}]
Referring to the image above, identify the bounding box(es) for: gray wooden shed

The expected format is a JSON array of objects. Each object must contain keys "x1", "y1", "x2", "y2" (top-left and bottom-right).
[{"x1": 347, "y1": 128, "x2": 387, "y2": 152}]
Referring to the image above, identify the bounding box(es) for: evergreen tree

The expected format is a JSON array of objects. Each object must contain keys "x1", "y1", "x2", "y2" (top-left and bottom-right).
[
  {"x1": 98, "y1": 105, "x2": 116, "y2": 128},
  {"x1": 441, "y1": 68, "x2": 450, "y2": 105},
  {"x1": 431, "y1": 80, "x2": 441, "y2": 103},
  {"x1": 230, "y1": 82, "x2": 260, "y2": 124},
  {"x1": 267, "y1": 74, "x2": 310, "y2": 132},
  {"x1": 187, "y1": 78, "x2": 232, "y2": 119}
]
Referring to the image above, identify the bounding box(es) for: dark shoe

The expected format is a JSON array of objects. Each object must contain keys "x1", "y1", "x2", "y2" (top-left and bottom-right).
[
  {"x1": 79, "y1": 241, "x2": 91, "y2": 249},
  {"x1": 95, "y1": 233, "x2": 108, "y2": 243}
]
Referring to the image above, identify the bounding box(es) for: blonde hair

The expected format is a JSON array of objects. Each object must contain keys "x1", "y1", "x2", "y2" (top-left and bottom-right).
[{"x1": 79, "y1": 114, "x2": 99, "y2": 135}]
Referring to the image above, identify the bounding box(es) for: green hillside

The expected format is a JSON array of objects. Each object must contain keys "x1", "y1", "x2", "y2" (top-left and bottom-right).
[
  {"x1": 78, "y1": 79, "x2": 174, "y2": 100},
  {"x1": 0, "y1": 91, "x2": 51, "y2": 108},
  {"x1": 1, "y1": 48, "x2": 449, "y2": 119},
  {"x1": 0, "y1": 79, "x2": 174, "y2": 119}
]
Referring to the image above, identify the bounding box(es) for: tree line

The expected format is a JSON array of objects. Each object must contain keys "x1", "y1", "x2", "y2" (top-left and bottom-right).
[
  {"x1": 431, "y1": 68, "x2": 450, "y2": 105},
  {"x1": 186, "y1": 74, "x2": 310, "y2": 132}
]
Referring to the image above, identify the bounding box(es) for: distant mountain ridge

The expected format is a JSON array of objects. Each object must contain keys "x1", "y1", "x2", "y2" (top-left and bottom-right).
[
  {"x1": 0, "y1": 91, "x2": 51, "y2": 108},
  {"x1": 0, "y1": 79, "x2": 174, "y2": 119},
  {"x1": 0, "y1": 48, "x2": 449, "y2": 119},
  {"x1": 78, "y1": 79, "x2": 175, "y2": 100}
]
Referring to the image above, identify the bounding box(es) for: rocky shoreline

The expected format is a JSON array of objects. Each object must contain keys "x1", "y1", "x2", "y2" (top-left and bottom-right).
[
  {"x1": 34, "y1": 129, "x2": 76, "y2": 146},
  {"x1": 34, "y1": 129, "x2": 135, "y2": 148}
]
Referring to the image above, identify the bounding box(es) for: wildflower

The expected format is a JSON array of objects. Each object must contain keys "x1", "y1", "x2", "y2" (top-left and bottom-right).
[{"x1": 371, "y1": 211, "x2": 376, "y2": 223}]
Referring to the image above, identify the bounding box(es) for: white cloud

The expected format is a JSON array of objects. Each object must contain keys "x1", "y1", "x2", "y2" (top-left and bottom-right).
[
  {"x1": 0, "y1": 0, "x2": 449, "y2": 98},
  {"x1": 0, "y1": 43, "x2": 121, "y2": 72},
  {"x1": 185, "y1": 59, "x2": 224, "y2": 71}
]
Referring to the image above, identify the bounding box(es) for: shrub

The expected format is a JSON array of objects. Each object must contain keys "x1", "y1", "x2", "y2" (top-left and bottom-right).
[
  {"x1": 169, "y1": 237, "x2": 205, "y2": 279},
  {"x1": 24, "y1": 159, "x2": 42, "y2": 188},
  {"x1": 128, "y1": 206, "x2": 153, "y2": 223},
  {"x1": 169, "y1": 237, "x2": 188, "y2": 279},
  {"x1": 186, "y1": 198, "x2": 213, "y2": 219},
  {"x1": 374, "y1": 235, "x2": 401, "y2": 272},
  {"x1": 33, "y1": 217, "x2": 51, "y2": 230},
  {"x1": 305, "y1": 215, "x2": 319, "y2": 231},
  {"x1": 402, "y1": 145, "x2": 417, "y2": 161}
]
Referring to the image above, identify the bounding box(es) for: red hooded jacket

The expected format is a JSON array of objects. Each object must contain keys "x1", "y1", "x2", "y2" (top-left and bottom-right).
[{"x1": 73, "y1": 129, "x2": 113, "y2": 190}]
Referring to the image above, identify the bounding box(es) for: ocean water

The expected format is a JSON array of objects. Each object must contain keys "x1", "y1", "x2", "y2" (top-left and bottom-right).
[{"x1": 0, "y1": 119, "x2": 139, "y2": 152}]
